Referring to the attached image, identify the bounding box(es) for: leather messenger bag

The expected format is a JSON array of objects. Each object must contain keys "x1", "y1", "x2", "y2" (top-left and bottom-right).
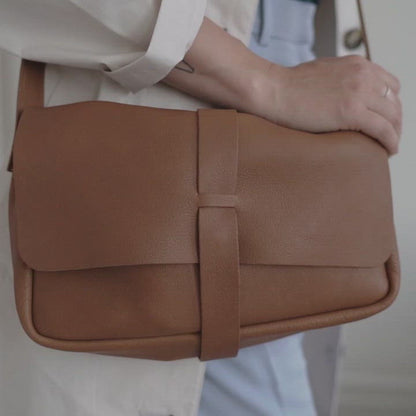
[{"x1": 7, "y1": 18, "x2": 401, "y2": 361}]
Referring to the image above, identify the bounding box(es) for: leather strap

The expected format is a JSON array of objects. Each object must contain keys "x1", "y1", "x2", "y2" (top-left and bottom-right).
[
  {"x1": 197, "y1": 108, "x2": 241, "y2": 360},
  {"x1": 357, "y1": 0, "x2": 371, "y2": 60},
  {"x1": 7, "y1": 60, "x2": 45, "y2": 172},
  {"x1": 16, "y1": 60, "x2": 45, "y2": 120}
]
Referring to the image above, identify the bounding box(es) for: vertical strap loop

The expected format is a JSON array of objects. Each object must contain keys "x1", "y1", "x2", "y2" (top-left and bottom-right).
[{"x1": 197, "y1": 108, "x2": 241, "y2": 361}]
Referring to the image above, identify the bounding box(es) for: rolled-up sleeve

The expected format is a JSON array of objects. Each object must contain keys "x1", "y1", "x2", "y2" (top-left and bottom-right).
[
  {"x1": 0, "y1": 0, "x2": 207, "y2": 92},
  {"x1": 103, "y1": 0, "x2": 207, "y2": 92}
]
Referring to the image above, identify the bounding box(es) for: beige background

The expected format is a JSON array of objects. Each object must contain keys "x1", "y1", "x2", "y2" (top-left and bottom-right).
[{"x1": 337, "y1": 1, "x2": 416, "y2": 415}]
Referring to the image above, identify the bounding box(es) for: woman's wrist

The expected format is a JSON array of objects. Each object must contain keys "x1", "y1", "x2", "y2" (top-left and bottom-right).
[
  {"x1": 161, "y1": 16, "x2": 283, "y2": 112},
  {"x1": 235, "y1": 60, "x2": 289, "y2": 121}
]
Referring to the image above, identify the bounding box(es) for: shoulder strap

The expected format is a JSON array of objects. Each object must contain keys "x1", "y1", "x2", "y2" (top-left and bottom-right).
[
  {"x1": 357, "y1": 0, "x2": 371, "y2": 60},
  {"x1": 7, "y1": 0, "x2": 370, "y2": 172},
  {"x1": 16, "y1": 60, "x2": 45, "y2": 120},
  {"x1": 7, "y1": 60, "x2": 44, "y2": 172}
]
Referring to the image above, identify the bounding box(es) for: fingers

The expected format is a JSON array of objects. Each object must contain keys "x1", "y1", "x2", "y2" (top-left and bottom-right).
[
  {"x1": 339, "y1": 55, "x2": 402, "y2": 155},
  {"x1": 369, "y1": 61, "x2": 401, "y2": 94},
  {"x1": 354, "y1": 108, "x2": 399, "y2": 155},
  {"x1": 365, "y1": 91, "x2": 402, "y2": 138},
  {"x1": 369, "y1": 74, "x2": 400, "y2": 100},
  {"x1": 343, "y1": 55, "x2": 401, "y2": 96}
]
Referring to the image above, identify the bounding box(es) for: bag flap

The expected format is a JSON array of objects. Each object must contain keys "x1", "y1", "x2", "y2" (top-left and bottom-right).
[{"x1": 12, "y1": 102, "x2": 395, "y2": 272}]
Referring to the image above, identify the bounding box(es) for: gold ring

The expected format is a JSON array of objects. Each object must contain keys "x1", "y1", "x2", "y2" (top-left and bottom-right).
[{"x1": 383, "y1": 84, "x2": 391, "y2": 98}]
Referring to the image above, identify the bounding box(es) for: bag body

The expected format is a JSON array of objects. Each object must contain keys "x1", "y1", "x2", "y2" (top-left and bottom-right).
[{"x1": 7, "y1": 60, "x2": 400, "y2": 361}]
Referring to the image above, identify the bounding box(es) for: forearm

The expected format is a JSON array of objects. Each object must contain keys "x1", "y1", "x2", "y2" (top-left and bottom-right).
[{"x1": 161, "y1": 16, "x2": 275, "y2": 111}]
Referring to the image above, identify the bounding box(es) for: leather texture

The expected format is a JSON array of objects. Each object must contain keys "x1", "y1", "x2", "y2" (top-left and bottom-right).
[{"x1": 7, "y1": 59, "x2": 401, "y2": 361}]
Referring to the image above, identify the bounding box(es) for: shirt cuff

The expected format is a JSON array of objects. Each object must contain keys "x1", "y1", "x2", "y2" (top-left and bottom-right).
[{"x1": 103, "y1": 0, "x2": 207, "y2": 93}]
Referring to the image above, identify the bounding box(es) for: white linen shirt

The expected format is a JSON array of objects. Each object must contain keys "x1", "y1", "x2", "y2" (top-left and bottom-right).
[{"x1": 0, "y1": 1, "x2": 362, "y2": 415}]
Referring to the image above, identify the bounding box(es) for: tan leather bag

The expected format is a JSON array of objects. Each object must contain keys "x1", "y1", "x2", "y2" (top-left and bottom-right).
[{"x1": 7, "y1": 5, "x2": 400, "y2": 361}]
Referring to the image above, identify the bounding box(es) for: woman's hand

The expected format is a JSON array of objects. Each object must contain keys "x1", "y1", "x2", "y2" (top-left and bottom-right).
[
  {"x1": 163, "y1": 17, "x2": 402, "y2": 155},
  {"x1": 245, "y1": 55, "x2": 402, "y2": 155}
]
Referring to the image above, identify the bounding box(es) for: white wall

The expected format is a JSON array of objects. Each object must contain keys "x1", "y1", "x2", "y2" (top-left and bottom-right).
[{"x1": 338, "y1": 1, "x2": 416, "y2": 415}]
